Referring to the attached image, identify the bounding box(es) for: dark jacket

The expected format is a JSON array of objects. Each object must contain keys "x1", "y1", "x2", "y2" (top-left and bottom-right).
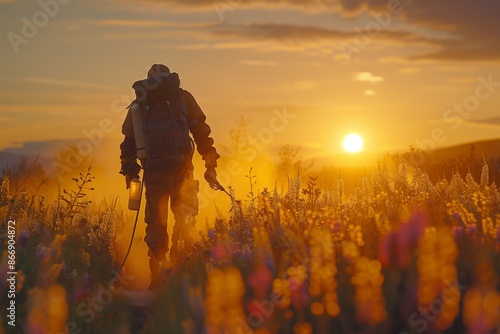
[{"x1": 120, "y1": 73, "x2": 220, "y2": 168}]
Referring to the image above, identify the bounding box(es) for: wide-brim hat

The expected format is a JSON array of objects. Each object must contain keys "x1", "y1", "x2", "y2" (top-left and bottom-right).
[{"x1": 147, "y1": 64, "x2": 170, "y2": 78}]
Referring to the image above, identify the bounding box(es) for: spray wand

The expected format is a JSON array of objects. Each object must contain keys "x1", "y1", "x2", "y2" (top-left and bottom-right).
[
  {"x1": 212, "y1": 182, "x2": 244, "y2": 219},
  {"x1": 214, "y1": 183, "x2": 233, "y2": 199}
]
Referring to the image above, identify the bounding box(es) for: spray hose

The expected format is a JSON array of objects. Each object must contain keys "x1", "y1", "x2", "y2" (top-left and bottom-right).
[{"x1": 113, "y1": 176, "x2": 144, "y2": 287}]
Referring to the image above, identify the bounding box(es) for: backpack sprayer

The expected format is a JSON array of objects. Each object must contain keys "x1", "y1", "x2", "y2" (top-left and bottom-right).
[
  {"x1": 113, "y1": 100, "x2": 147, "y2": 286},
  {"x1": 112, "y1": 176, "x2": 144, "y2": 287}
]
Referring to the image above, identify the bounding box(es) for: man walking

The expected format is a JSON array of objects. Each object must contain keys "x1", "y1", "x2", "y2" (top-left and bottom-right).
[{"x1": 119, "y1": 64, "x2": 220, "y2": 288}]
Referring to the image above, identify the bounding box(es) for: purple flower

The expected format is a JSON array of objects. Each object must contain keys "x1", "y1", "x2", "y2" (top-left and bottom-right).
[
  {"x1": 331, "y1": 221, "x2": 342, "y2": 233},
  {"x1": 452, "y1": 212, "x2": 462, "y2": 223},
  {"x1": 207, "y1": 229, "x2": 216, "y2": 241},
  {"x1": 377, "y1": 232, "x2": 395, "y2": 267},
  {"x1": 60, "y1": 262, "x2": 67, "y2": 277},
  {"x1": 452, "y1": 226, "x2": 463, "y2": 240},
  {"x1": 240, "y1": 244, "x2": 253, "y2": 261},
  {"x1": 18, "y1": 230, "x2": 30, "y2": 247},
  {"x1": 248, "y1": 266, "x2": 273, "y2": 297},
  {"x1": 35, "y1": 245, "x2": 50, "y2": 263},
  {"x1": 468, "y1": 224, "x2": 477, "y2": 234},
  {"x1": 377, "y1": 211, "x2": 428, "y2": 268},
  {"x1": 211, "y1": 243, "x2": 231, "y2": 263},
  {"x1": 265, "y1": 254, "x2": 276, "y2": 273},
  {"x1": 407, "y1": 211, "x2": 427, "y2": 244}
]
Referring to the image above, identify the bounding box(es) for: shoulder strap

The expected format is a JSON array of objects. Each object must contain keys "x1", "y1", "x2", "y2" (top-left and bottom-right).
[
  {"x1": 180, "y1": 90, "x2": 199, "y2": 127},
  {"x1": 179, "y1": 90, "x2": 187, "y2": 119},
  {"x1": 179, "y1": 89, "x2": 195, "y2": 154}
]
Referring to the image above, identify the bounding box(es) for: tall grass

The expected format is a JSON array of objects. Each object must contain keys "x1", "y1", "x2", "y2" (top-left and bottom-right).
[
  {"x1": 1, "y1": 165, "x2": 130, "y2": 333},
  {"x1": 142, "y1": 161, "x2": 499, "y2": 334},
  {"x1": 1, "y1": 156, "x2": 499, "y2": 333}
]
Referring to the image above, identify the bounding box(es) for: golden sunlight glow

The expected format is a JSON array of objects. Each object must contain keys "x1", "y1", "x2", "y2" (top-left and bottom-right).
[{"x1": 343, "y1": 134, "x2": 364, "y2": 153}]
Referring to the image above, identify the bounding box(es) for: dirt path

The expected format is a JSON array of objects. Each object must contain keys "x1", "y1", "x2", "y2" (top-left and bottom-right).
[{"x1": 121, "y1": 290, "x2": 156, "y2": 334}]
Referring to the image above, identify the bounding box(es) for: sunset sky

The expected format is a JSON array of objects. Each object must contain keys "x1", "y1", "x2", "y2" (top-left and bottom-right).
[{"x1": 1, "y1": 0, "x2": 500, "y2": 169}]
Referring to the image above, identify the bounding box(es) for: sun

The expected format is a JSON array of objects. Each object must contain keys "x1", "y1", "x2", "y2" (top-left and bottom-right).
[{"x1": 343, "y1": 133, "x2": 364, "y2": 153}]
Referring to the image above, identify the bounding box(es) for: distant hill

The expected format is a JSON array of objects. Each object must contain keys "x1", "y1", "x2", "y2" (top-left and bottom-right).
[
  {"x1": 0, "y1": 151, "x2": 24, "y2": 167},
  {"x1": 0, "y1": 138, "x2": 119, "y2": 178},
  {"x1": 0, "y1": 139, "x2": 79, "y2": 176},
  {"x1": 0, "y1": 151, "x2": 53, "y2": 173},
  {"x1": 305, "y1": 138, "x2": 500, "y2": 193},
  {"x1": 430, "y1": 138, "x2": 500, "y2": 162},
  {"x1": 416, "y1": 138, "x2": 500, "y2": 182}
]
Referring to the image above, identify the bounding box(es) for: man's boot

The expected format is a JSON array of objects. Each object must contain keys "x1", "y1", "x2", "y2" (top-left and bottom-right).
[{"x1": 148, "y1": 250, "x2": 167, "y2": 290}]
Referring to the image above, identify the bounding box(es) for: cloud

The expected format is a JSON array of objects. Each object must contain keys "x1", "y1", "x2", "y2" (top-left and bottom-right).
[
  {"x1": 124, "y1": 20, "x2": 430, "y2": 55},
  {"x1": 283, "y1": 80, "x2": 317, "y2": 91},
  {"x1": 447, "y1": 77, "x2": 478, "y2": 85},
  {"x1": 213, "y1": 22, "x2": 351, "y2": 41},
  {"x1": 353, "y1": 72, "x2": 383, "y2": 84},
  {"x1": 76, "y1": 18, "x2": 212, "y2": 29},
  {"x1": 136, "y1": 0, "x2": 499, "y2": 61},
  {"x1": 336, "y1": 0, "x2": 500, "y2": 62},
  {"x1": 2, "y1": 139, "x2": 79, "y2": 156},
  {"x1": 435, "y1": 66, "x2": 478, "y2": 73},
  {"x1": 399, "y1": 67, "x2": 420, "y2": 74},
  {"x1": 23, "y1": 77, "x2": 117, "y2": 91},
  {"x1": 138, "y1": 0, "x2": 338, "y2": 10},
  {"x1": 239, "y1": 60, "x2": 276, "y2": 66},
  {"x1": 467, "y1": 116, "x2": 500, "y2": 126},
  {"x1": 211, "y1": 22, "x2": 431, "y2": 54}
]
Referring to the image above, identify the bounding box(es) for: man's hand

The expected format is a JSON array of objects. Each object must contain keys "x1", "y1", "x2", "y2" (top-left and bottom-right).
[
  {"x1": 120, "y1": 160, "x2": 141, "y2": 189},
  {"x1": 204, "y1": 167, "x2": 221, "y2": 190}
]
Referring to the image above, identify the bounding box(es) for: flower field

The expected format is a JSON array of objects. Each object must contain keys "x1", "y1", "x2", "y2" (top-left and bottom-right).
[{"x1": 1, "y1": 160, "x2": 500, "y2": 334}]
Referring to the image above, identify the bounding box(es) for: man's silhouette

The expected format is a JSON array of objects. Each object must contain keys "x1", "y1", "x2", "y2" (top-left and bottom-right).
[{"x1": 119, "y1": 64, "x2": 220, "y2": 288}]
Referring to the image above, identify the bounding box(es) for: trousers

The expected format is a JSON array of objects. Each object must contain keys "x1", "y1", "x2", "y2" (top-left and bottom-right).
[{"x1": 143, "y1": 159, "x2": 199, "y2": 268}]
